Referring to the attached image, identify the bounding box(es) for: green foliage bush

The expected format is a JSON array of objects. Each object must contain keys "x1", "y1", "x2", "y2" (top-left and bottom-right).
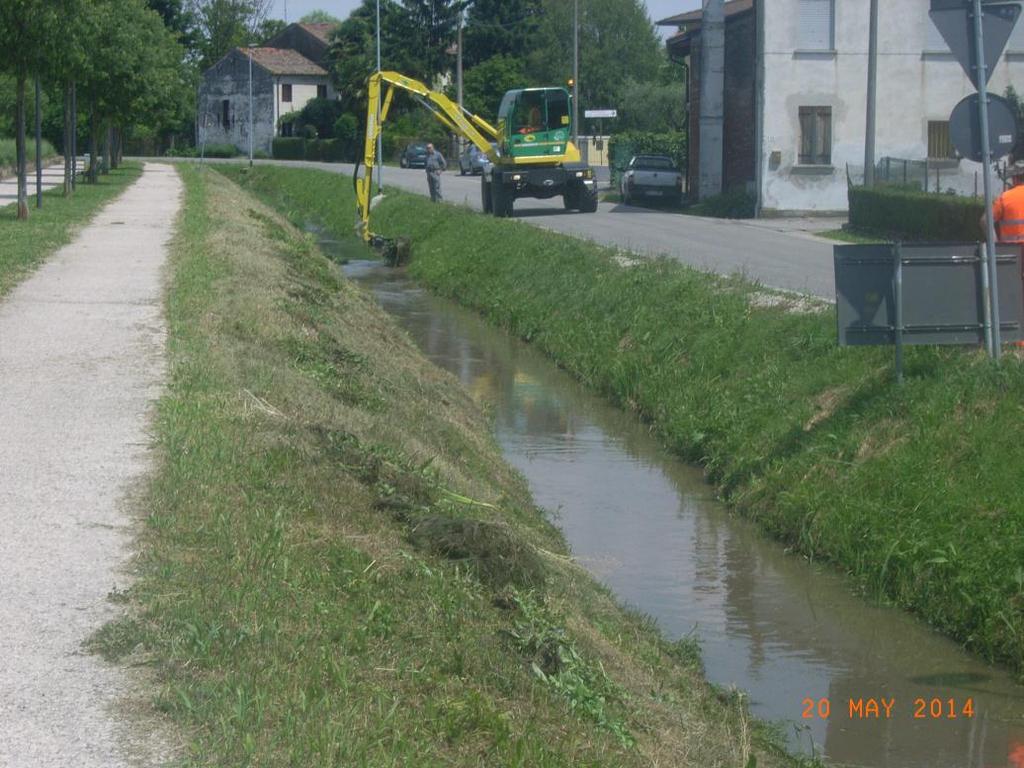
[
  {"x1": 202, "y1": 143, "x2": 241, "y2": 158},
  {"x1": 849, "y1": 186, "x2": 983, "y2": 241},
  {"x1": 0, "y1": 137, "x2": 58, "y2": 169},
  {"x1": 271, "y1": 137, "x2": 353, "y2": 163},
  {"x1": 608, "y1": 131, "x2": 686, "y2": 183}
]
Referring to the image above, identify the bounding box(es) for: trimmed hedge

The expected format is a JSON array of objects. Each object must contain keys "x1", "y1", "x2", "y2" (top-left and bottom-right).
[
  {"x1": 271, "y1": 137, "x2": 355, "y2": 163},
  {"x1": 849, "y1": 186, "x2": 984, "y2": 241},
  {"x1": 608, "y1": 130, "x2": 686, "y2": 183}
]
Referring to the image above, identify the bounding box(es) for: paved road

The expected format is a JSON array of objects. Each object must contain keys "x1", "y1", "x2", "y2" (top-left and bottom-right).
[
  {"x1": 144, "y1": 157, "x2": 839, "y2": 298},
  {"x1": 0, "y1": 163, "x2": 178, "y2": 767},
  {"x1": 290, "y1": 160, "x2": 838, "y2": 299},
  {"x1": 0, "y1": 159, "x2": 88, "y2": 208}
]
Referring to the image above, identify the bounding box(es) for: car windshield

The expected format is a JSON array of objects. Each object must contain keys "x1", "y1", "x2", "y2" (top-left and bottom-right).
[
  {"x1": 410, "y1": 145, "x2": 427, "y2": 154},
  {"x1": 633, "y1": 156, "x2": 675, "y2": 170},
  {"x1": 511, "y1": 90, "x2": 570, "y2": 135}
]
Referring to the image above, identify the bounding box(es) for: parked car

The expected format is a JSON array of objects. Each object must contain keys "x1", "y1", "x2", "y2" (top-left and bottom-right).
[
  {"x1": 620, "y1": 154, "x2": 684, "y2": 206},
  {"x1": 458, "y1": 143, "x2": 496, "y2": 175},
  {"x1": 399, "y1": 142, "x2": 428, "y2": 169}
]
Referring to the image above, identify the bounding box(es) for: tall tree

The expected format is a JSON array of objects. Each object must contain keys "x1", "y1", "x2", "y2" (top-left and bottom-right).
[
  {"x1": 0, "y1": 0, "x2": 70, "y2": 219},
  {"x1": 191, "y1": 0, "x2": 272, "y2": 68},
  {"x1": 400, "y1": 0, "x2": 466, "y2": 83},
  {"x1": 463, "y1": 0, "x2": 542, "y2": 69},
  {"x1": 299, "y1": 9, "x2": 341, "y2": 25}
]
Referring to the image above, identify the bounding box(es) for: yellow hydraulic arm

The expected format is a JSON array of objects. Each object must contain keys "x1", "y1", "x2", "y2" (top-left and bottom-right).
[{"x1": 355, "y1": 71, "x2": 501, "y2": 244}]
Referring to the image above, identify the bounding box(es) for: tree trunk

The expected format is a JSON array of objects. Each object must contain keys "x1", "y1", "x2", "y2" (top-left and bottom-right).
[
  {"x1": 71, "y1": 84, "x2": 77, "y2": 191},
  {"x1": 110, "y1": 126, "x2": 120, "y2": 169},
  {"x1": 16, "y1": 75, "x2": 28, "y2": 220},
  {"x1": 64, "y1": 82, "x2": 72, "y2": 196},
  {"x1": 102, "y1": 124, "x2": 111, "y2": 174},
  {"x1": 89, "y1": 104, "x2": 99, "y2": 183}
]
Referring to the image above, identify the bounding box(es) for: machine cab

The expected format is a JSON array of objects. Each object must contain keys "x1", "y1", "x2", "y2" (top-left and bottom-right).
[{"x1": 497, "y1": 88, "x2": 572, "y2": 159}]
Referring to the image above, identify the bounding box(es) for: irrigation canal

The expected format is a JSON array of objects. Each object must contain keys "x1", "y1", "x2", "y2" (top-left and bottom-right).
[{"x1": 339, "y1": 254, "x2": 1024, "y2": 768}]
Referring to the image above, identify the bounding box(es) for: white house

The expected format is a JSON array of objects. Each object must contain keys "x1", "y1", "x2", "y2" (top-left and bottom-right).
[{"x1": 660, "y1": 1, "x2": 1024, "y2": 215}]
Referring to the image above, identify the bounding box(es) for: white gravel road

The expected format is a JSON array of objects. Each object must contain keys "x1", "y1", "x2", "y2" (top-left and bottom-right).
[{"x1": 0, "y1": 163, "x2": 180, "y2": 766}]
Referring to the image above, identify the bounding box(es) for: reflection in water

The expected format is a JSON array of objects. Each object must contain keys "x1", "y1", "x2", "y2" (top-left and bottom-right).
[{"x1": 344, "y1": 259, "x2": 1024, "y2": 768}]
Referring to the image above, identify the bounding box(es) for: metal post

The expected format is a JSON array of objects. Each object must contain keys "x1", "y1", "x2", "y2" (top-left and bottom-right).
[
  {"x1": 894, "y1": 242, "x2": 904, "y2": 383},
  {"x1": 35, "y1": 77, "x2": 42, "y2": 208},
  {"x1": 248, "y1": 45, "x2": 254, "y2": 167},
  {"x1": 376, "y1": 0, "x2": 383, "y2": 194},
  {"x1": 973, "y1": 0, "x2": 1001, "y2": 356},
  {"x1": 71, "y1": 84, "x2": 76, "y2": 191},
  {"x1": 573, "y1": 0, "x2": 579, "y2": 145},
  {"x1": 864, "y1": 0, "x2": 879, "y2": 187},
  {"x1": 456, "y1": 9, "x2": 464, "y2": 158}
]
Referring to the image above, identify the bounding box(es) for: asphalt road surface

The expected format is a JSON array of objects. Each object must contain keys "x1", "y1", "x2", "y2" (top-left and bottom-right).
[
  {"x1": 286, "y1": 160, "x2": 838, "y2": 299},
  {"x1": 149, "y1": 158, "x2": 839, "y2": 298}
]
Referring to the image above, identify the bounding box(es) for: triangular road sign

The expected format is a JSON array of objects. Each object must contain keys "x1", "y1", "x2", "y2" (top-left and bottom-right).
[{"x1": 929, "y1": 1, "x2": 1022, "y2": 87}]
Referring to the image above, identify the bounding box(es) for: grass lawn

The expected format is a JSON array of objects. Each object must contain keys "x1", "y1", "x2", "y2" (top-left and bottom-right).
[
  {"x1": 220, "y1": 165, "x2": 1024, "y2": 679},
  {"x1": 0, "y1": 163, "x2": 142, "y2": 298},
  {"x1": 108, "y1": 163, "x2": 804, "y2": 766},
  {"x1": 818, "y1": 227, "x2": 893, "y2": 244}
]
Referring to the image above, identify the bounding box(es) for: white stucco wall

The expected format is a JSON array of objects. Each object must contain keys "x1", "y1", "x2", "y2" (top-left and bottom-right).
[
  {"x1": 274, "y1": 78, "x2": 337, "y2": 128},
  {"x1": 760, "y1": 0, "x2": 1024, "y2": 214}
]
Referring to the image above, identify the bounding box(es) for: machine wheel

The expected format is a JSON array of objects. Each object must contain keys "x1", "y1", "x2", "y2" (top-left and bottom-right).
[
  {"x1": 579, "y1": 186, "x2": 599, "y2": 213},
  {"x1": 460, "y1": 164, "x2": 467, "y2": 176},
  {"x1": 481, "y1": 177, "x2": 493, "y2": 213},
  {"x1": 491, "y1": 180, "x2": 513, "y2": 218},
  {"x1": 562, "y1": 189, "x2": 579, "y2": 210}
]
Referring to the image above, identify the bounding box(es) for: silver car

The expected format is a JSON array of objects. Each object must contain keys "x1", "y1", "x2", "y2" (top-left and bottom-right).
[{"x1": 459, "y1": 143, "x2": 495, "y2": 175}]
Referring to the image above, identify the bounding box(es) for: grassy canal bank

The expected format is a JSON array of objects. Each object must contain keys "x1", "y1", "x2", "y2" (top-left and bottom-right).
[
  {"x1": 108, "y1": 163, "x2": 800, "y2": 765},
  {"x1": 0, "y1": 162, "x2": 141, "y2": 298},
  {"x1": 224, "y1": 165, "x2": 1024, "y2": 679}
]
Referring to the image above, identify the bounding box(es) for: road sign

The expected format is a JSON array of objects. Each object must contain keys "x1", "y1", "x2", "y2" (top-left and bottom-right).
[
  {"x1": 950, "y1": 92, "x2": 1019, "y2": 160},
  {"x1": 584, "y1": 109, "x2": 617, "y2": 119},
  {"x1": 929, "y1": 1, "x2": 1021, "y2": 86}
]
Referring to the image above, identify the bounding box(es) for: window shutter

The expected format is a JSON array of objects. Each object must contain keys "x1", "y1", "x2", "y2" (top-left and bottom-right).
[{"x1": 799, "y1": 0, "x2": 833, "y2": 50}]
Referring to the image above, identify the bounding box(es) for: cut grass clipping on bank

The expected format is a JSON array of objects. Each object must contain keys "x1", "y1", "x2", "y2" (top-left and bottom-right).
[
  {"x1": 111, "y1": 162, "x2": 800, "y2": 766},
  {"x1": 226, "y1": 165, "x2": 1024, "y2": 678}
]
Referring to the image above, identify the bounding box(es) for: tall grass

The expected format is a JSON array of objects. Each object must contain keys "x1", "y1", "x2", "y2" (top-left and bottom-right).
[
  {"x1": 0, "y1": 137, "x2": 57, "y2": 170},
  {"x1": 119, "y1": 164, "x2": 798, "y2": 766},
  {"x1": 225, "y1": 165, "x2": 1024, "y2": 678}
]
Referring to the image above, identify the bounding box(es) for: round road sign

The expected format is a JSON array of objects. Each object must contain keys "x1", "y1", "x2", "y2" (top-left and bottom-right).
[{"x1": 949, "y1": 92, "x2": 1019, "y2": 163}]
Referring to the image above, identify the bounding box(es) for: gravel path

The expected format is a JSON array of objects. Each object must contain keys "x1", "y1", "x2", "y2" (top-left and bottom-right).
[{"x1": 0, "y1": 163, "x2": 180, "y2": 767}]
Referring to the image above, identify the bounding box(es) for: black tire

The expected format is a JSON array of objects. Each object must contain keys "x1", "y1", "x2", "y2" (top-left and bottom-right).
[
  {"x1": 579, "y1": 186, "x2": 598, "y2": 213},
  {"x1": 460, "y1": 164, "x2": 467, "y2": 176},
  {"x1": 400, "y1": 158, "x2": 407, "y2": 169},
  {"x1": 622, "y1": 188, "x2": 632, "y2": 206},
  {"x1": 481, "y1": 177, "x2": 493, "y2": 213},
  {"x1": 491, "y1": 180, "x2": 512, "y2": 218},
  {"x1": 562, "y1": 190, "x2": 579, "y2": 210}
]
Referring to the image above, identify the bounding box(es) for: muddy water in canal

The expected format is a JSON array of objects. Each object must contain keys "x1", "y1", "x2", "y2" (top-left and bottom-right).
[{"x1": 343, "y1": 258, "x2": 1024, "y2": 768}]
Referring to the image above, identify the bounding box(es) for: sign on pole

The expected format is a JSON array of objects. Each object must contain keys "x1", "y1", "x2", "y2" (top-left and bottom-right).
[
  {"x1": 929, "y1": 1, "x2": 1021, "y2": 87},
  {"x1": 950, "y1": 92, "x2": 1018, "y2": 161},
  {"x1": 584, "y1": 109, "x2": 617, "y2": 119}
]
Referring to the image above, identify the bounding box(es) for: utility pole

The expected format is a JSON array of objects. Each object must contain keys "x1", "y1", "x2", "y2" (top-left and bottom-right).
[
  {"x1": 248, "y1": 44, "x2": 255, "y2": 167},
  {"x1": 376, "y1": 0, "x2": 383, "y2": 193},
  {"x1": 35, "y1": 77, "x2": 42, "y2": 209},
  {"x1": 573, "y1": 0, "x2": 579, "y2": 145},
  {"x1": 456, "y1": 8, "x2": 464, "y2": 158},
  {"x1": 973, "y1": 0, "x2": 1001, "y2": 356},
  {"x1": 864, "y1": 0, "x2": 879, "y2": 187}
]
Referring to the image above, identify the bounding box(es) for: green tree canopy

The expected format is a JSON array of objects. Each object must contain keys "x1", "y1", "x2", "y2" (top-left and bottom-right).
[
  {"x1": 463, "y1": 0, "x2": 542, "y2": 69},
  {"x1": 299, "y1": 9, "x2": 341, "y2": 25},
  {"x1": 459, "y1": 54, "x2": 525, "y2": 123},
  {"x1": 192, "y1": 0, "x2": 272, "y2": 68}
]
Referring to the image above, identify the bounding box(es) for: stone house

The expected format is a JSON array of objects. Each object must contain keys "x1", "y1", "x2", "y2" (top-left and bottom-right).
[
  {"x1": 197, "y1": 23, "x2": 338, "y2": 154},
  {"x1": 658, "y1": 0, "x2": 1024, "y2": 215}
]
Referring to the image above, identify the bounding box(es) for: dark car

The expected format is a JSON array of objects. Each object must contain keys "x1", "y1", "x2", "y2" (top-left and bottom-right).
[
  {"x1": 399, "y1": 142, "x2": 428, "y2": 169},
  {"x1": 459, "y1": 143, "x2": 496, "y2": 175}
]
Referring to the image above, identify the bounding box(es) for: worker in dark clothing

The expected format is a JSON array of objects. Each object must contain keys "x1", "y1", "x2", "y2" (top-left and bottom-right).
[{"x1": 425, "y1": 143, "x2": 446, "y2": 202}]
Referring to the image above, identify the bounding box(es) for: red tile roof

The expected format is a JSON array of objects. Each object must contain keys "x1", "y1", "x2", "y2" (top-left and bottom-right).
[
  {"x1": 656, "y1": 0, "x2": 753, "y2": 27},
  {"x1": 243, "y1": 47, "x2": 328, "y2": 76},
  {"x1": 299, "y1": 23, "x2": 336, "y2": 43}
]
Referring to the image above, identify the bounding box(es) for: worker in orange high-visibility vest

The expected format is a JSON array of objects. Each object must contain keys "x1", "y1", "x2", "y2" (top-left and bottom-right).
[{"x1": 983, "y1": 161, "x2": 1024, "y2": 243}]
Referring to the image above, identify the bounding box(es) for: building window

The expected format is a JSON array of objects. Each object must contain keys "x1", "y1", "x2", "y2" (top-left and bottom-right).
[
  {"x1": 222, "y1": 99, "x2": 230, "y2": 127},
  {"x1": 799, "y1": 107, "x2": 832, "y2": 165},
  {"x1": 281, "y1": 83, "x2": 292, "y2": 102},
  {"x1": 928, "y1": 121, "x2": 956, "y2": 159},
  {"x1": 317, "y1": 84, "x2": 327, "y2": 99},
  {"x1": 798, "y1": 0, "x2": 834, "y2": 50}
]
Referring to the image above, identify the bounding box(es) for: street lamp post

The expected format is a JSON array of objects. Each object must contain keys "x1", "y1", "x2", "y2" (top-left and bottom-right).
[
  {"x1": 864, "y1": 0, "x2": 879, "y2": 187},
  {"x1": 248, "y1": 44, "x2": 255, "y2": 167},
  {"x1": 376, "y1": 0, "x2": 383, "y2": 193},
  {"x1": 573, "y1": 0, "x2": 579, "y2": 145}
]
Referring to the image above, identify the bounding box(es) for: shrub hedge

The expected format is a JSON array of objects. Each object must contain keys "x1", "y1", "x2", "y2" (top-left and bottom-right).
[
  {"x1": 271, "y1": 137, "x2": 355, "y2": 163},
  {"x1": 608, "y1": 131, "x2": 686, "y2": 183},
  {"x1": 849, "y1": 186, "x2": 984, "y2": 241}
]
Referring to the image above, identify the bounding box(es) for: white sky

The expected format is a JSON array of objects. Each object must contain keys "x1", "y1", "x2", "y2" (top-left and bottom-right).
[{"x1": 269, "y1": 0, "x2": 702, "y2": 40}]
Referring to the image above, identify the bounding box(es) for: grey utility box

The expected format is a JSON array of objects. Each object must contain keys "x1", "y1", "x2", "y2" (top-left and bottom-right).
[{"x1": 835, "y1": 243, "x2": 1024, "y2": 347}]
